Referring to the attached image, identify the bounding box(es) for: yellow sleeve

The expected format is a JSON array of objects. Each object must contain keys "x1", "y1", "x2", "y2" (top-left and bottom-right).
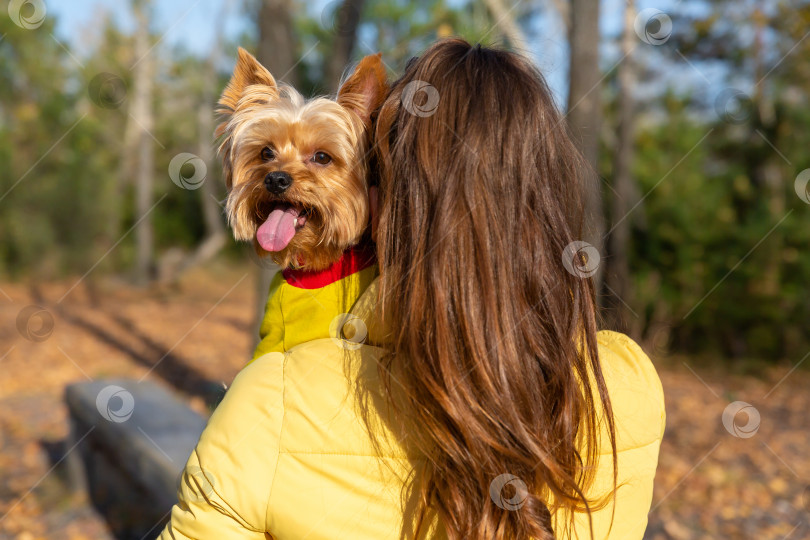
[
  {"x1": 159, "y1": 352, "x2": 286, "y2": 539},
  {"x1": 158, "y1": 449, "x2": 269, "y2": 539}
]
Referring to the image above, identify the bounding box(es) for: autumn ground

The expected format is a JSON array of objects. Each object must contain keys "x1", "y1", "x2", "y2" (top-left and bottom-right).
[{"x1": 0, "y1": 262, "x2": 808, "y2": 540}]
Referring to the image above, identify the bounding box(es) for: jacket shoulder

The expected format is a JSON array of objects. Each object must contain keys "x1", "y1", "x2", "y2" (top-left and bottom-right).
[
  {"x1": 193, "y1": 352, "x2": 287, "y2": 528},
  {"x1": 261, "y1": 339, "x2": 424, "y2": 538},
  {"x1": 274, "y1": 338, "x2": 413, "y2": 457},
  {"x1": 595, "y1": 330, "x2": 666, "y2": 453}
]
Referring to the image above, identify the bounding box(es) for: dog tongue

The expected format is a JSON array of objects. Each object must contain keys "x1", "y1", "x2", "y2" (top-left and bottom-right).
[{"x1": 257, "y1": 206, "x2": 299, "y2": 252}]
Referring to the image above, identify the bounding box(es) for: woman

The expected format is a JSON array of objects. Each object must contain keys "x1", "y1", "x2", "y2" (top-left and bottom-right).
[{"x1": 160, "y1": 39, "x2": 665, "y2": 540}]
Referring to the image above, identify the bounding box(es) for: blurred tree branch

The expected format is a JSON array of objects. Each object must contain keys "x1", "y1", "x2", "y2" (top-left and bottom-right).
[
  {"x1": 481, "y1": 0, "x2": 528, "y2": 52},
  {"x1": 160, "y1": 0, "x2": 233, "y2": 284}
]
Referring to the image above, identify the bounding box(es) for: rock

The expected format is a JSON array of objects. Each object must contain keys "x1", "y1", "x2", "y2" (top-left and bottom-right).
[{"x1": 64, "y1": 379, "x2": 205, "y2": 540}]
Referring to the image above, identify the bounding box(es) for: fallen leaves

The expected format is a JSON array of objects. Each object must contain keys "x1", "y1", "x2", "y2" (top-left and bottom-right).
[
  {"x1": 1, "y1": 264, "x2": 809, "y2": 539},
  {"x1": 645, "y1": 361, "x2": 810, "y2": 539}
]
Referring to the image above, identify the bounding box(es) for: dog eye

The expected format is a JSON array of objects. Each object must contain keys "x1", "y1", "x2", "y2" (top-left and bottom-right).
[
  {"x1": 261, "y1": 147, "x2": 275, "y2": 161},
  {"x1": 312, "y1": 152, "x2": 332, "y2": 165}
]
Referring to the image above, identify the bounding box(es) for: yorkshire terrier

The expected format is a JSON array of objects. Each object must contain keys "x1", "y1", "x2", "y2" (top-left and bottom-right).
[
  {"x1": 216, "y1": 48, "x2": 387, "y2": 359},
  {"x1": 216, "y1": 47, "x2": 388, "y2": 271}
]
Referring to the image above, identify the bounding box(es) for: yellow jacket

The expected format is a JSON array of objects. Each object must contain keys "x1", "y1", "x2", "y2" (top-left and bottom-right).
[
  {"x1": 251, "y1": 244, "x2": 378, "y2": 360},
  {"x1": 160, "y1": 266, "x2": 665, "y2": 539}
]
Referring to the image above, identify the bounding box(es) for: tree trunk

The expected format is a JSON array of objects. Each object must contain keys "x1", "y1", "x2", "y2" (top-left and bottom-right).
[
  {"x1": 751, "y1": 8, "x2": 784, "y2": 300},
  {"x1": 252, "y1": 0, "x2": 299, "y2": 350},
  {"x1": 605, "y1": 0, "x2": 639, "y2": 335},
  {"x1": 132, "y1": 0, "x2": 155, "y2": 286},
  {"x1": 198, "y1": 14, "x2": 227, "y2": 244},
  {"x1": 115, "y1": 98, "x2": 138, "y2": 247},
  {"x1": 566, "y1": 0, "x2": 605, "y2": 294},
  {"x1": 324, "y1": 0, "x2": 367, "y2": 90},
  {"x1": 257, "y1": 0, "x2": 299, "y2": 85},
  {"x1": 159, "y1": 1, "x2": 232, "y2": 286},
  {"x1": 192, "y1": 92, "x2": 227, "y2": 261}
]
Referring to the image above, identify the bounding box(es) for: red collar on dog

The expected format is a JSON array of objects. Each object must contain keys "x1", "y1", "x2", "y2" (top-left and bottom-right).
[{"x1": 282, "y1": 244, "x2": 376, "y2": 289}]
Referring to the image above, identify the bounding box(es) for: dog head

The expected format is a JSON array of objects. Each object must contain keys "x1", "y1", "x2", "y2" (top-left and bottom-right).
[{"x1": 216, "y1": 47, "x2": 388, "y2": 270}]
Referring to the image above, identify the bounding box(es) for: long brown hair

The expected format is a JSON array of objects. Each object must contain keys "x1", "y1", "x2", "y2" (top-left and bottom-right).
[{"x1": 372, "y1": 39, "x2": 617, "y2": 539}]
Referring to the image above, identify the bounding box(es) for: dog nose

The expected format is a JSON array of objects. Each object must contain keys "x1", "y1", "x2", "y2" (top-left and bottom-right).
[{"x1": 265, "y1": 171, "x2": 293, "y2": 194}]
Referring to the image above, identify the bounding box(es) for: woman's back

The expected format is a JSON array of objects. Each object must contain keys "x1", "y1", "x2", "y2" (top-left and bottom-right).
[{"x1": 161, "y1": 279, "x2": 664, "y2": 540}]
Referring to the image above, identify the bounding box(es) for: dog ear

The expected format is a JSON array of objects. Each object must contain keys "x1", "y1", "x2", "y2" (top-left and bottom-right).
[
  {"x1": 337, "y1": 53, "x2": 389, "y2": 127},
  {"x1": 218, "y1": 47, "x2": 278, "y2": 113},
  {"x1": 216, "y1": 48, "x2": 277, "y2": 189}
]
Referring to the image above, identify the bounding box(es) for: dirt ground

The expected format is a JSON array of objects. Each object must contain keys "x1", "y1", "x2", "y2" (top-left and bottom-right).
[{"x1": 0, "y1": 262, "x2": 808, "y2": 539}]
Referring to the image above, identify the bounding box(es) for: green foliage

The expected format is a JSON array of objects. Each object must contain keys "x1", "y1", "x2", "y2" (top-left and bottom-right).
[
  {"x1": 0, "y1": 14, "x2": 108, "y2": 278},
  {"x1": 2, "y1": 0, "x2": 809, "y2": 361},
  {"x1": 602, "y1": 0, "x2": 810, "y2": 360},
  {"x1": 295, "y1": 0, "x2": 496, "y2": 91},
  {"x1": 0, "y1": 11, "x2": 231, "y2": 280}
]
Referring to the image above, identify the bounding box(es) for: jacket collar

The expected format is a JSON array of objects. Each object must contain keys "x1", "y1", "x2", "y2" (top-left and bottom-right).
[{"x1": 282, "y1": 243, "x2": 376, "y2": 289}]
